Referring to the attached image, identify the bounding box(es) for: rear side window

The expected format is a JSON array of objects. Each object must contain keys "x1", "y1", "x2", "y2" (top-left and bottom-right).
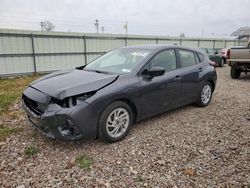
[
  {"x1": 196, "y1": 52, "x2": 204, "y2": 62},
  {"x1": 178, "y1": 50, "x2": 196, "y2": 68}
]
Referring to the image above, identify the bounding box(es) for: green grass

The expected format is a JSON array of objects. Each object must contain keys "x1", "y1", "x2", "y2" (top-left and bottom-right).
[
  {"x1": 76, "y1": 154, "x2": 93, "y2": 169},
  {"x1": 25, "y1": 145, "x2": 39, "y2": 156},
  {"x1": 0, "y1": 75, "x2": 41, "y2": 142},
  {"x1": 135, "y1": 175, "x2": 144, "y2": 183},
  {"x1": 0, "y1": 75, "x2": 40, "y2": 115},
  {"x1": 0, "y1": 125, "x2": 20, "y2": 141}
]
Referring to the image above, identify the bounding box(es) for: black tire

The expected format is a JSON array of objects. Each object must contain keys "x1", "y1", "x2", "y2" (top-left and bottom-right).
[
  {"x1": 98, "y1": 101, "x2": 133, "y2": 143},
  {"x1": 196, "y1": 82, "x2": 213, "y2": 107},
  {"x1": 220, "y1": 58, "x2": 225, "y2": 67},
  {"x1": 231, "y1": 66, "x2": 241, "y2": 79}
]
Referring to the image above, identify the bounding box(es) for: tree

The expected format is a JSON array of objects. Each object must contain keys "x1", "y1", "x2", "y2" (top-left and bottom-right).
[
  {"x1": 40, "y1": 21, "x2": 55, "y2": 31},
  {"x1": 180, "y1": 33, "x2": 186, "y2": 38}
]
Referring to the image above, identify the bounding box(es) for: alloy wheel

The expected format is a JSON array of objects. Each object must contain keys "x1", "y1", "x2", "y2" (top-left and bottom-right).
[
  {"x1": 201, "y1": 85, "x2": 212, "y2": 104},
  {"x1": 106, "y1": 107, "x2": 130, "y2": 138}
]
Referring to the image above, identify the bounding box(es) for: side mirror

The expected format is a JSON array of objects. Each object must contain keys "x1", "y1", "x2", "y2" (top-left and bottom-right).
[
  {"x1": 142, "y1": 67, "x2": 165, "y2": 78},
  {"x1": 75, "y1": 65, "x2": 86, "y2": 70}
]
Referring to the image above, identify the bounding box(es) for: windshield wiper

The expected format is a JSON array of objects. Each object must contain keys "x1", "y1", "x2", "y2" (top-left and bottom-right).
[{"x1": 84, "y1": 69, "x2": 112, "y2": 75}]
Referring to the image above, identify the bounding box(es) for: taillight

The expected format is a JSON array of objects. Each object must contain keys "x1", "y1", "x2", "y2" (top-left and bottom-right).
[{"x1": 226, "y1": 49, "x2": 230, "y2": 59}]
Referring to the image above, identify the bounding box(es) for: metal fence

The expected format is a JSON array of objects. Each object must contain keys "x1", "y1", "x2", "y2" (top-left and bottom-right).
[{"x1": 0, "y1": 29, "x2": 246, "y2": 76}]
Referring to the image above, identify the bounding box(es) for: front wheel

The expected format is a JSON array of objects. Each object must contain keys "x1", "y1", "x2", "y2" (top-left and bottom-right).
[
  {"x1": 196, "y1": 82, "x2": 213, "y2": 107},
  {"x1": 98, "y1": 101, "x2": 133, "y2": 143}
]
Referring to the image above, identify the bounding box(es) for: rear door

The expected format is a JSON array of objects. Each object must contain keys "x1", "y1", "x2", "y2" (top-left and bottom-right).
[{"x1": 177, "y1": 49, "x2": 201, "y2": 104}]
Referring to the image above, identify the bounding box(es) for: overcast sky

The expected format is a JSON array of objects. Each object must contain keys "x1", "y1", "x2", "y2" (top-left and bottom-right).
[{"x1": 0, "y1": 0, "x2": 249, "y2": 38}]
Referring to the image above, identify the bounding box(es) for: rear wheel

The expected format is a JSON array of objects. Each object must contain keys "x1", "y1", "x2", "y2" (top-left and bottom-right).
[
  {"x1": 231, "y1": 66, "x2": 241, "y2": 79},
  {"x1": 98, "y1": 101, "x2": 133, "y2": 143},
  {"x1": 196, "y1": 82, "x2": 213, "y2": 107}
]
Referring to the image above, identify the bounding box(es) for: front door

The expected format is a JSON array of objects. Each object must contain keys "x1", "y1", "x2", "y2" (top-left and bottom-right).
[{"x1": 139, "y1": 49, "x2": 182, "y2": 118}]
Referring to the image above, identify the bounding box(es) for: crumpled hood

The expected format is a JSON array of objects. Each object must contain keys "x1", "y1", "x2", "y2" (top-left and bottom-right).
[{"x1": 30, "y1": 69, "x2": 118, "y2": 100}]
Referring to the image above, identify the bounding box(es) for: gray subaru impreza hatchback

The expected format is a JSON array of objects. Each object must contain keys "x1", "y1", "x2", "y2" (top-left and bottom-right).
[{"x1": 22, "y1": 45, "x2": 217, "y2": 142}]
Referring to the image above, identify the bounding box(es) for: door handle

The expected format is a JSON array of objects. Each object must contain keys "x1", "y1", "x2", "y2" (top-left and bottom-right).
[
  {"x1": 199, "y1": 67, "x2": 203, "y2": 72},
  {"x1": 175, "y1": 75, "x2": 181, "y2": 80}
]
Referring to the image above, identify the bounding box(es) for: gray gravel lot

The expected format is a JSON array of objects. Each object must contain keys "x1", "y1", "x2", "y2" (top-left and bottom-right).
[{"x1": 0, "y1": 65, "x2": 249, "y2": 187}]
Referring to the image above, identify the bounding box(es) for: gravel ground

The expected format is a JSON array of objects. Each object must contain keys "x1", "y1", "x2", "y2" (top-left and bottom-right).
[{"x1": 0, "y1": 65, "x2": 249, "y2": 188}]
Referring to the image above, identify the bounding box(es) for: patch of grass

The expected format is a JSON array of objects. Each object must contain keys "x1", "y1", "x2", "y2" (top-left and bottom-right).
[
  {"x1": 0, "y1": 125, "x2": 20, "y2": 141},
  {"x1": 25, "y1": 145, "x2": 39, "y2": 156},
  {"x1": 0, "y1": 75, "x2": 40, "y2": 116},
  {"x1": 135, "y1": 175, "x2": 144, "y2": 183},
  {"x1": 0, "y1": 94, "x2": 20, "y2": 115},
  {"x1": 6, "y1": 110, "x2": 25, "y2": 119},
  {"x1": 76, "y1": 154, "x2": 93, "y2": 169}
]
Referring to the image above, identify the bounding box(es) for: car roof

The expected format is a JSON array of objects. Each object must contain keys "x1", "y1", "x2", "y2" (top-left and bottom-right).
[{"x1": 121, "y1": 44, "x2": 200, "y2": 52}]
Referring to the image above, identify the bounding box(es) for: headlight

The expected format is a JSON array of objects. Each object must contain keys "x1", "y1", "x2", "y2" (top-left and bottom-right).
[{"x1": 52, "y1": 91, "x2": 96, "y2": 108}]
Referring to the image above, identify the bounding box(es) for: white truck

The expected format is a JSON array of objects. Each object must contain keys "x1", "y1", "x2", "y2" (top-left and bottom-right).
[{"x1": 227, "y1": 41, "x2": 250, "y2": 79}]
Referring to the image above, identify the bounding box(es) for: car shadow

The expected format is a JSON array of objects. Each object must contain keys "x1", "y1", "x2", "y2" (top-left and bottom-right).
[
  {"x1": 132, "y1": 104, "x2": 195, "y2": 128},
  {"x1": 240, "y1": 73, "x2": 250, "y2": 80}
]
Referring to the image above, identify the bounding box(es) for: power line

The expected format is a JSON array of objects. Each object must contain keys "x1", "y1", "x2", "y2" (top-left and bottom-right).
[{"x1": 101, "y1": 26, "x2": 105, "y2": 34}]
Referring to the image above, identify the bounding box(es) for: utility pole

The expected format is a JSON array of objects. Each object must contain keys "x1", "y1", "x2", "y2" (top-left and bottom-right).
[
  {"x1": 94, "y1": 19, "x2": 99, "y2": 34},
  {"x1": 124, "y1": 21, "x2": 128, "y2": 36},
  {"x1": 101, "y1": 26, "x2": 104, "y2": 34},
  {"x1": 40, "y1": 21, "x2": 44, "y2": 31}
]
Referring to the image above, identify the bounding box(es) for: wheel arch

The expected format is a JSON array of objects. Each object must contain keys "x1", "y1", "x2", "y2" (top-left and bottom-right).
[
  {"x1": 207, "y1": 80, "x2": 215, "y2": 92},
  {"x1": 117, "y1": 98, "x2": 137, "y2": 123}
]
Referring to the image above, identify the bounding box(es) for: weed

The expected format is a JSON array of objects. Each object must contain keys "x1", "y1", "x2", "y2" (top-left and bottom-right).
[
  {"x1": 135, "y1": 175, "x2": 144, "y2": 183},
  {"x1": 25, "y1": 145, "x2": 39, "y2": 156},
  {"x1": 76, "y1": 154, "x2": 93, "y2": 169}
]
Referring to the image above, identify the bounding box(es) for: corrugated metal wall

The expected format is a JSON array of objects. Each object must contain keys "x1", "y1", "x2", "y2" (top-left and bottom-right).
[
  {"x1": 34, "y1": 36, "x2": 85, "y2": 72},
  {"x1": 0, "y1": 29, "x2": 246, "y2": 76}
]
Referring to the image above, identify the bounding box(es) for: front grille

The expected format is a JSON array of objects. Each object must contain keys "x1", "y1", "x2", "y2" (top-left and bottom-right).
[{"x1": 22, "y1": 95, "x2": 46, "y2": 115}]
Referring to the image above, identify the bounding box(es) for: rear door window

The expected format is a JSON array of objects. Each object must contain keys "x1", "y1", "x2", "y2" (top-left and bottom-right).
[{"x1": 178, "y1": 50, "x2": 197, "y2": 68}]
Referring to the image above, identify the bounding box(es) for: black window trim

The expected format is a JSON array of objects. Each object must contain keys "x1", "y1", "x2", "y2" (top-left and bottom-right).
[
  {"x1": 194, "y1": 52, "x2": 201, "y2": 63},
  {"x1": 138, "y1": 48, "x2": 179, "y2": 75},
  {"x1": 196, "y1": 52, "x2": 205, "y2": 63}
]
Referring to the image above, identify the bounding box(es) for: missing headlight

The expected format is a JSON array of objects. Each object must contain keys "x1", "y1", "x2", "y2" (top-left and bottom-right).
[
  {"x1": 75, "y1": 92, "x2": 96, "y2": 101},
  {"x1": 51, "y1": 91, "x2": 96, "y2": 108},
  {"x1": 70, "y1": 91, "x2": 96, "y2": 107},
  {"x1": 51, "y1": 98, "x2": 69, "y2": 108}
]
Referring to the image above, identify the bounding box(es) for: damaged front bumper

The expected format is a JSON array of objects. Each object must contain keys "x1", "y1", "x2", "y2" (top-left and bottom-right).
[{"x1": 22, "y1": 95, "x2": 98, "y2": 141}]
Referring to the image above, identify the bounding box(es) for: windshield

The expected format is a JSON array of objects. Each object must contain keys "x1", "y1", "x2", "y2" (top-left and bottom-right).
[{"x1": 84, "y1": 48, "x2": 151, "y2": 74}]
